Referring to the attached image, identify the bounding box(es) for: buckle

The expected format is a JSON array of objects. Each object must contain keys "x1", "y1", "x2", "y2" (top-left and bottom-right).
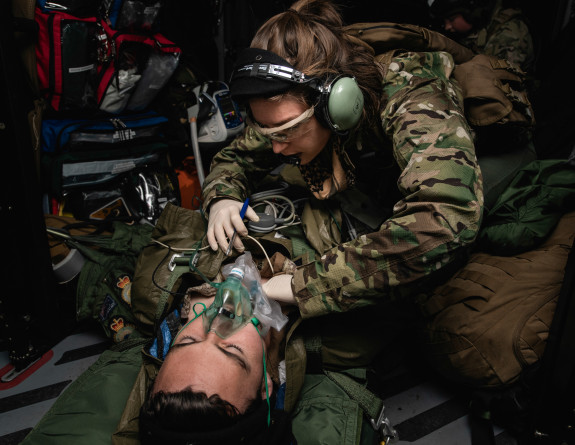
[{"x1": 370, "y1": 403, "x2": 398, "y2": 445}]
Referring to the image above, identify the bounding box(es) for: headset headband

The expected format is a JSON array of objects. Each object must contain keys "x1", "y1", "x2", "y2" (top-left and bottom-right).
[{"x1": 235, "y1": 63, "x2": 313, "y2": 84}]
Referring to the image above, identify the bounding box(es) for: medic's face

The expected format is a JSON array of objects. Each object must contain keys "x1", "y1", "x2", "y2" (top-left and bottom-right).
[
  {"x1": 248, "y1": 96, "x2": 332, "y2": 165},
  {"x1": 153, "y1": 296, "x2": 272, "y2": 413}
]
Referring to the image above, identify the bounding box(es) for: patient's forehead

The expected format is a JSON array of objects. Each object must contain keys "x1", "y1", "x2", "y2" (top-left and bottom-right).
[{"x1": 181, "y1": 293, "x2": 215, "y2": 321}]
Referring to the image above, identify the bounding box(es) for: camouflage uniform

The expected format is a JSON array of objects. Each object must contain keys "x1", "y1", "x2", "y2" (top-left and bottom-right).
[
  {"x1": 458, "y1": 0, "x2": 535, "y2": 72},
  {"x1": 202, "y1": 50, "x2": 483, "y2": 319}
]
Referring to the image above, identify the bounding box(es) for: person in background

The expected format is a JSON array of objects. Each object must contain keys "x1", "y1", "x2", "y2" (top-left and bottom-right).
[{"x1": 430, "y1": 0, "x2": 535, "y2": 73}]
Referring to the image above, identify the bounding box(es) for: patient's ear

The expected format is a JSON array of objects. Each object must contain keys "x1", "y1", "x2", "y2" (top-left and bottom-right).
[{"x1": 261, "y1": 371, "x2": 274, "y2": 399}]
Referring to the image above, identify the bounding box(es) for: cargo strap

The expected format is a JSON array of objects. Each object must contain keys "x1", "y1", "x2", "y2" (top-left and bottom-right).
[{"x1": 305, "y1": 334, "x2": 399, "y2": 444}]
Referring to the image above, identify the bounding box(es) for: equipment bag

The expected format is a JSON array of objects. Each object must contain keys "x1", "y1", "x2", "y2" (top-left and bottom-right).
[
  {"x1": 467, "y1": 219, "x2": 575, "y2": 445},
  {"x1": 60, "y1": 151, "x2": 180, "y2": 223},
  {"x1": 35, "y1": 7, "x2": 101, "y2": 112},
  {"x1": 42, "y1": 142, "x2": 179, "y2": 222},
  {"x1": 344, "y1": 21, "x2": 475, "y2": 64},
  {"x1": 41, "y1": 110, "x2": 168, "y2": 153},
  {"x1": 345, "y1": 21, "x2": 535, "y2": 153},
  {"x1": 40, "y1": 111, "x2": 179, "y2": 222},
  {"x1": 97, "y1": 20, "x2": 180, "y2": 114},
  {"x1": 100, "y1": 0, "x2": 162, "y2": 31},
  {"x1": 454, "y1": 53, "x2": 535, "y2": 152},
  {"x1": 418, "y1": 211, "x2": 575, "y2": 389},
  {"x1": 40, "y1": 111, "x2": 171, "y2": 196},
  {"x1": 125, "y1": 45, "x2": 180, "y2": 111}
]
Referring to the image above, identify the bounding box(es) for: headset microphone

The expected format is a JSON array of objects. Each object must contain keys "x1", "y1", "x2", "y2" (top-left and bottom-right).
[{"x1": 281, "y1": 155, "x2": 301, "y2": 165}]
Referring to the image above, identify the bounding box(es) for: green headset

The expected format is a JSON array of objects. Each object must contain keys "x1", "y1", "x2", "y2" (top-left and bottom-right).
[
  {"x1": 317, "y1": 74, "x2": 365, "y2": 133},
  {"x1": 231, "y1": 54, "x2": 364, "y2": 134}
]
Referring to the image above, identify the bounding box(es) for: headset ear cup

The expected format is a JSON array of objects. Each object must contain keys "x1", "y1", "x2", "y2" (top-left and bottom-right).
[{"x1": 322, "y1": 76, "x2": 364, "y2": 132}]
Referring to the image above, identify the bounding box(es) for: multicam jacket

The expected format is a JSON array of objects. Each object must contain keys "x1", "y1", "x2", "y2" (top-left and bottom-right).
[
  {"x1": 202, "y1": 50, "x2": 483, "y2": 320},
  {"x1": 459, "y1": 0, "x2": 535, "y2": 72}
]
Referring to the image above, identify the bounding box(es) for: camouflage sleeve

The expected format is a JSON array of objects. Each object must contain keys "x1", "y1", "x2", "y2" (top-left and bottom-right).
[
  {"x1": 292, "y1": 51, "x2": 484, "y2": 319},
  {"x1": 484, "y1": 18, "x2": 534, "y2": 71},
  {"x1": 201, "y1": 127, "x2": 283, "y2": 213}
]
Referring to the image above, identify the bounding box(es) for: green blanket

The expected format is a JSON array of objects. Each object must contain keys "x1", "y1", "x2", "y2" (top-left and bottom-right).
[{"x1": 478, "y1": 159, "x2": 575, "y2": 255}]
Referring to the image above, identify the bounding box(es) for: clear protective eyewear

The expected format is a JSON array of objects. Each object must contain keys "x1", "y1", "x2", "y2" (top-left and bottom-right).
[{"x1": 247, "y1": 105, "x2": 315, "y2": 142}]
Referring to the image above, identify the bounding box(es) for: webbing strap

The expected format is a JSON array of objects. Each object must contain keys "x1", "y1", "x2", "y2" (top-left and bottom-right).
[
  {"x1": 303, "y1": 333, "x2": 323, "y2": 374},
  {"x1": 324, "y1": 370, "x2": 384, "y2": 421},
  {"x1": 154, "y1": 265, "x2": 188, "y2": 324},
  {"x1": 302, "y1": 328, "x2": 396, "y2": 442},
  {"x1": 303, "y1": 334, "x2": 384, "y2": 421}
]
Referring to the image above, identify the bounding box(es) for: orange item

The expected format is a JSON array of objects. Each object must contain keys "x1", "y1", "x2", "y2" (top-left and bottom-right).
[{"x1": 175, "y1": 156, "x2": 202, "y2": 210}]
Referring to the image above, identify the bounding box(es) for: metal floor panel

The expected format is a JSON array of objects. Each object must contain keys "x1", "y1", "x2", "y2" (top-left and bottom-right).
[
  {"x1": 0, "y1": 328, "x2": 110, "y2": 444},
  {"x1": 0, "y1": 328, "x2": 518, "y2": 445}
]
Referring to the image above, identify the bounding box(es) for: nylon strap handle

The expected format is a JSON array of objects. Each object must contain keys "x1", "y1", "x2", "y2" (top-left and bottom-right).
[
  {"x1": 324, "y1": 370, "x2": 383, "y2": 419},
  {"x1": 304, "y1": 333, "x2": 397, "y2": 443}
]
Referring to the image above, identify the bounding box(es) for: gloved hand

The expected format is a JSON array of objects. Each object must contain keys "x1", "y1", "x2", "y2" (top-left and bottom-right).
[
  {"x1": 262, "y1": 274, "x2": 296, "y2": 305},
  {"x1": 207, "y1": 199, "x2": 259, "y2": 253}
]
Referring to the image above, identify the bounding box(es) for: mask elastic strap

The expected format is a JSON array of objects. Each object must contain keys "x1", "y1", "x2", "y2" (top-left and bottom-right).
[{"x1": 252, "y1": 317, "x2": 271, "y2": 426}]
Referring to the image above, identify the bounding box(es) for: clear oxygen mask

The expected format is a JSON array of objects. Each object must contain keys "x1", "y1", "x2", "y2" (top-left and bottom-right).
[
  {"x1": 186, "y1": 252, "x2": 288, "y2": 340},
  {"x1": 202, "y1": 266, "x2": 258, "y2": 339}
]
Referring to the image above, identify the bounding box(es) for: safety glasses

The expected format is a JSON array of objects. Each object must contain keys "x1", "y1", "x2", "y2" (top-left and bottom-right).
[{"x1": 247, "y1": 105, "x2": 315, "y2": 142}]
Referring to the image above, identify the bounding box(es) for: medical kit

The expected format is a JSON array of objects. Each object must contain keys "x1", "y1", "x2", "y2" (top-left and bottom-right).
[
  {"x1": 34, "y1": 0, "x2": 178, "y2": 114},
  {"x1": 35, "y1": 8, "x2": 100, "y2": 112},
  {"x1": 97, "y1": 19, "x2": 181, "y2": 114},
  {"x1": 33, "y1": 0, "x2": 183, "y2": 222},
  {"x1": 41, "y1": 110, "x2": 168, "y2": 152},
  {"x1": 41, "y1": 111, "x2": 179, "y2": 222}
]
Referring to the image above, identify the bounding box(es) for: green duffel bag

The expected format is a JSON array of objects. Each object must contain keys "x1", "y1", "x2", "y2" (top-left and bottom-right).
[{"x1": 20, "y1": 338, "x2": 147, "y2": 445}]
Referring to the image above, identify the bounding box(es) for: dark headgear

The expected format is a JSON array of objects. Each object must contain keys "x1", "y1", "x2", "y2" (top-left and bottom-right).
[{"x1": 229, "y1": 48, "x2": 315, "y2": 104}]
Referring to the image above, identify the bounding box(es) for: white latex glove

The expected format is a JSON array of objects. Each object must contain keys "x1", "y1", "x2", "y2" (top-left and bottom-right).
[
  {"x1": 262, "y1": 274, "x2": 296, "y2": 305},
  {"x1": 207, "y1": 199, "x2": 259, "y2": 253}
]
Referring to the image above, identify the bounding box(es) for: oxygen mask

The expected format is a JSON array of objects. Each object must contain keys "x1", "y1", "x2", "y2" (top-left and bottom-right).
[
  {"x1": 181, "y1": 252, "x2": 288, "y2": 341},
  {"x1": 202, "y1": 266, "x2": 260, "y2": 339}
]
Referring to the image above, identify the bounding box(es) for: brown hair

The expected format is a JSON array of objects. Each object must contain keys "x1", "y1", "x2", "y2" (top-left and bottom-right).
[
  {"x1": 250, "y1": 0, "x2": 384, "y2": 128},
  {"x1": 140, "y1": 387, "x2": 262, "y2": 432}
]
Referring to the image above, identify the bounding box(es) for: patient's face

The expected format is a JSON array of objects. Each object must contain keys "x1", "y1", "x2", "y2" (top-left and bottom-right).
[{"x1": 152, "y1": 296, "x2": 271, "y2": 413}]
